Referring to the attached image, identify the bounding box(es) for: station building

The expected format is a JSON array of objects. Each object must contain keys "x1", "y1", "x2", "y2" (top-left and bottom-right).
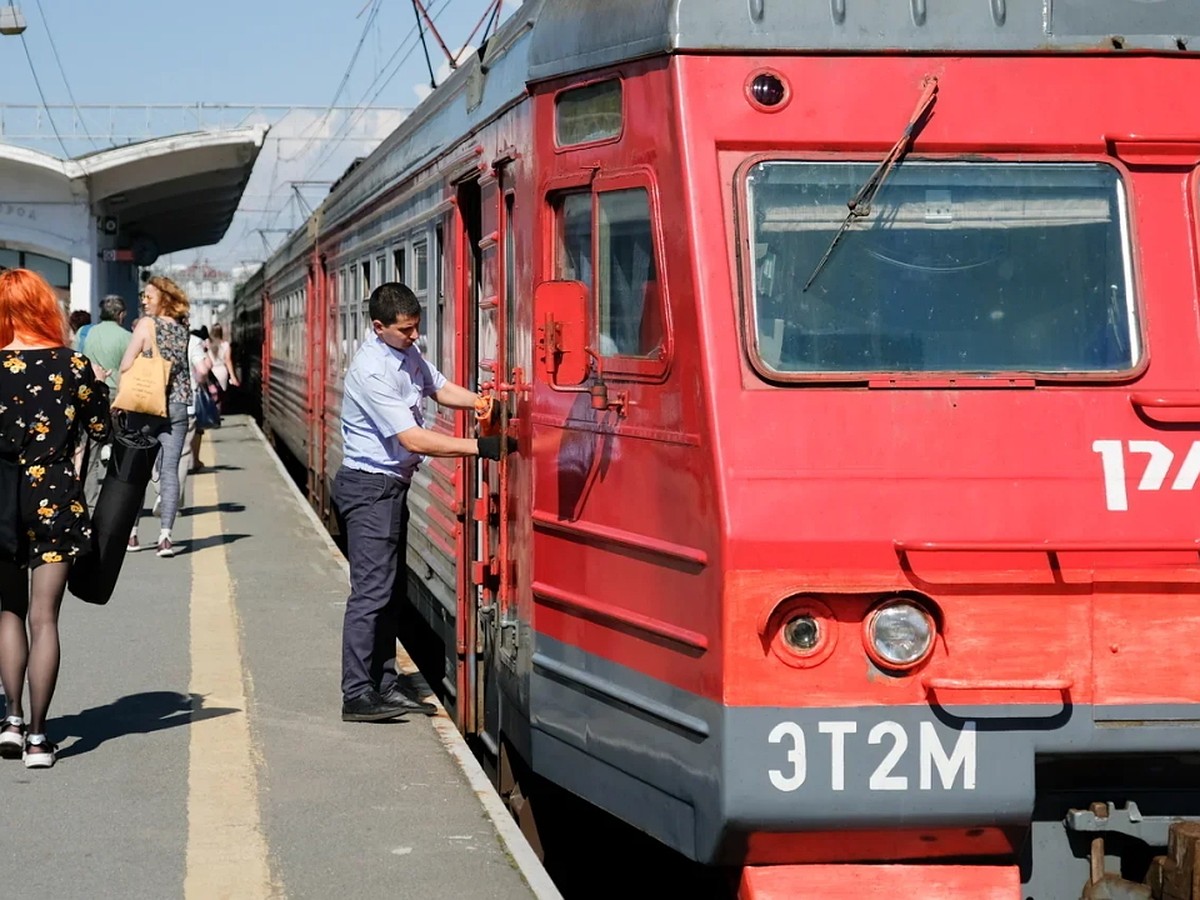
[{"x1": 0, "y1": 125, "x2": 267, "y2": 318}]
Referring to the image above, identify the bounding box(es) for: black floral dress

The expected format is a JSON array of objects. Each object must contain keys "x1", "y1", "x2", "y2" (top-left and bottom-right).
[{"x1": 0, "y1": 348, "x2": 110, "y2": 568}]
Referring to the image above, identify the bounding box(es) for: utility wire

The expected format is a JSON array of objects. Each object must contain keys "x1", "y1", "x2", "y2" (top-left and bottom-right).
[
  {"x1": 304, "y1": 0, "x2": 454, "y2": 180},
  {"x1": 17, "y1": 31, "x2": 68, "y2": 157},
  {"x1": 32, "y1": 0, "x2": 98, "y2": 150},
  {"x1": 258, "y1": 0, "x2": 454, "y2": 237},
  {"x1": 279, "y1": 0, "x2": 383, "y2": 163}
]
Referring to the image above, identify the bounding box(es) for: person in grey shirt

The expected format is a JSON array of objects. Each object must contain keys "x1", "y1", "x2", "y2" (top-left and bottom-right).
[
  {"x1": 82, "y1": 295, "x2": 132, "y2": 391},
  {"x1": 80, "y1": 295, "x2": 133, "y2": 504},
  {"x1": 336, "y1": 282, "x2": 516, "y2": 722}
]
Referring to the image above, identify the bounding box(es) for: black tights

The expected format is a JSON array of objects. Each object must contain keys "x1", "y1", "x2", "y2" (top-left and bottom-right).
[{"x1": 0, "y1": 560, "x2": 68, "y2": 735}]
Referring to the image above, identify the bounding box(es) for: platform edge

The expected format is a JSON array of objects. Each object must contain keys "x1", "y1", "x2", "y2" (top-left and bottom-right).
[{"x1": 247, "y1": 418, "x2": 563, "y2": 900}]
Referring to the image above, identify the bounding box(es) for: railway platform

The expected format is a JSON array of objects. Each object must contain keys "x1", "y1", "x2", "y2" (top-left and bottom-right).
[{"x1": 0, "y1": 415, "x2": 557, "y2": 900}]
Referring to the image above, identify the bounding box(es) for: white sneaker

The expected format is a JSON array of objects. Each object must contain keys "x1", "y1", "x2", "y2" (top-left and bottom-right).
[
  {"x1": 22, "y1": 734, "x2": 56, "y2": 769},
  {"x1": 156, "y1": 538, "x2": 175, "y2": 558}
]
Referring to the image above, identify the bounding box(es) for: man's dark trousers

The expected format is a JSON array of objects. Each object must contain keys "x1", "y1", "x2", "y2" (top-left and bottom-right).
[{"x1": 333, "y1": 466, "x2": 410, "y2": 702}]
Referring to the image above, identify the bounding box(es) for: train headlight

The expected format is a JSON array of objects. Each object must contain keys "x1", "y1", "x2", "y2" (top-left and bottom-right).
[{"x1": 864, "y1": 600, "x2": 935, "y2": 671}]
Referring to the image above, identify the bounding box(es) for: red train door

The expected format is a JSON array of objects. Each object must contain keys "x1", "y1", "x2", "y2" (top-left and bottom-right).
[{"x1": 455, "y1": 165, "x2": 517, "y2": 738}]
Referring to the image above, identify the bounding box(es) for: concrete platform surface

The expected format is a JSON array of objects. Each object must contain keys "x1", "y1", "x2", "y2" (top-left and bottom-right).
[{"x1": 0, "y1": 415, "x2": 556, "y2": 900}]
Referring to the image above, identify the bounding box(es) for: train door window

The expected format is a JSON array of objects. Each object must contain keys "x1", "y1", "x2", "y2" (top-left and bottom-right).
[
  {"x1": 413, "y1": 237, "x2": 431, "y2": 360},
  {"x1": 339, "y1": 267, "x2": 350, "y2": 371},
  {"x1": 327, "y1": 271, "x2": 338, "y2": 374},
  {"x1": 553, "y1": 181, "x2": 668, "y2": 373},
  {"x1": 435, "y1": 225, "x2": 445, "y2": 371},
  {"x1": 504, "y1": 194, "x2": 516, "y2": 367},
  {"x1": 414, "y1": 240, "x2": 429, "y2": 293},
  {"x1": 597, "y1": 189, "x2": 663, "y2": 358},
  {"x1": 394, "y1": 247, "x2": 406, "y2": 285},
  {"x1": 555, "y1": 193, "x2": 593, "y2": 287}
]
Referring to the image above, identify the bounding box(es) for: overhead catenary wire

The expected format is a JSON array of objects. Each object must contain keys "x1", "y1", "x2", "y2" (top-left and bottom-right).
[
  {"x1": 278, "y1": 0, "x2": 384, "y2": 163},
  {"x1": 303, "y1": 0, "x2": 455, "y2": 181},
  {"x1": 31, "y1": 0, "x2": 98, "y2": 150},
  {"x1": 250, "y1": 0, "x2": 460, "y2": 256},
  {"x1": 17, "y1": 29, "x2": 68, "y2": 157}
]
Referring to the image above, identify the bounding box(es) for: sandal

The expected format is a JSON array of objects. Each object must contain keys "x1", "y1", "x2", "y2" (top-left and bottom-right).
[
  {"x1": 0, "y1": 716, "x2": 24, "y2": 759},
  {"x1": 22, "y1": 733, "x2": 56, "y2": 769}
]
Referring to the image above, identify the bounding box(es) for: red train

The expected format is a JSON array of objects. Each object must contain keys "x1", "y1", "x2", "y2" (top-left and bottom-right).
[{"x1": 233, "y1": 2, "x2": 1200, "y2": 896}]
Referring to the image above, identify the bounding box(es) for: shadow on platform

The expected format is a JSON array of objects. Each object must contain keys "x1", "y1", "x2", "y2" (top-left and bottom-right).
[
  {"x1": 182, "y1": 533, "x2": 252, "y2": 554},
  {"x1": 32, "y1": 691, "x2": 239, "y2": 759},
  {"x1": 181, "y1": 502, "x2": 246, "y2": 517}
]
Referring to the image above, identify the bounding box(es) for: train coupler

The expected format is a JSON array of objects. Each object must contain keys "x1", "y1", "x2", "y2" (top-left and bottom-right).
[
  {"x1": 1145, "y1": 822, "x2": 1200, "y2": 900},
  {"x1": 1068, "y1": 804, "x2": 1200, "y2": 899}
]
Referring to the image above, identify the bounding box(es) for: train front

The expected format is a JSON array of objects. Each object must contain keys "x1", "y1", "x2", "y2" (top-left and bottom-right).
[{"x1": 672, "y1": 6, "x2": 1200, "y2": 899}]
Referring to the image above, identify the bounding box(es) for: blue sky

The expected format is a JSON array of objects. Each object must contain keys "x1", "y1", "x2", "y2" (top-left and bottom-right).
[{"x1": 0, "y1": 0, "x2": 518, "y2": 267}]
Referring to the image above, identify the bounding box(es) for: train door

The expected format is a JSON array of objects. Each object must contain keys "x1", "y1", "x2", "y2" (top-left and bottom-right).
[
  {"x1": 306, "y1": 258, "x2": 328, "y2": 517},
  {"x1": 456, "y1": 166, "x2": 517, "y2": 742}
]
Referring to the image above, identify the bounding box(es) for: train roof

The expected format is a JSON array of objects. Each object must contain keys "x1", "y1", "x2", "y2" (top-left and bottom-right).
[{"x1": 528, "y1": 0, "x2": 1200, "y2": 82}]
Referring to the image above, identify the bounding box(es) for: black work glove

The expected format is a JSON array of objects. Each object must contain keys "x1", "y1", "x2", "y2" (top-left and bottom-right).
[{"x1": 476, "y1": 434, "x2": 518, "y2": 461}]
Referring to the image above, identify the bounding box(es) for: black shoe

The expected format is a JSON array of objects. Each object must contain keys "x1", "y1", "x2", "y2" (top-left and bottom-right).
[
  {"x1": 341, "y1": 689, "x2": 410, "y2": 722},
  {"x1": 380, "y1": 686, "x2": 438, "y2": 717}
]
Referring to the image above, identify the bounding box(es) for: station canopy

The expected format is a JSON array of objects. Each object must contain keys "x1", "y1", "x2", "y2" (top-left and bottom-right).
[{"x1": 77, "y1": 126, "x2": 269, "y2": 259}]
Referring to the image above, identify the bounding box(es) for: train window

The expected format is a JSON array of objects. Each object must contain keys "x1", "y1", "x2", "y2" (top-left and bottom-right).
[
  {"x1": 414, "y1": 241, "x2": 429, "y2": 293},
  {"x1": 556, "y1": 80, "x2": 622, "y2": 147},
  {"x1": 555, "y1": 189, "x2": 664, "y2": 360},
  {"x1": 744, "y1": 161, "x2": 1138, "y2": 376},
  {"x1": 597, "y1": 189, "x2": 663, "y2": 358},
  {"x1": 434, "y1": 225, "x2": 445, "y2": 370},
  {"x1": 505, "y1": 194, "x2": 516, "y2": 368},
  {"x1": 555, "y1": 193, "x2": 592, "y2": 287}
]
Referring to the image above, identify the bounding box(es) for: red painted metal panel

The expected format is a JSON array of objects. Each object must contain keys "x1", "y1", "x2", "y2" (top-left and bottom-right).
[{"x1": 738, "y1": 864, "x2": 1019, "y2": 900}]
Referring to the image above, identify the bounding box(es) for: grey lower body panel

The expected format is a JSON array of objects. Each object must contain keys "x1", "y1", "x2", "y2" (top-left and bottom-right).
[{"x1": 528, "y1": 634, "x2": 1200, "y2": 866}]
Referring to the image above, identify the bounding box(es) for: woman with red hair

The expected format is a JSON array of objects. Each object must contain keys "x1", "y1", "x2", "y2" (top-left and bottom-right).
[{"x1": 0, "y1": 269, "x2": 110, "y2": 769}]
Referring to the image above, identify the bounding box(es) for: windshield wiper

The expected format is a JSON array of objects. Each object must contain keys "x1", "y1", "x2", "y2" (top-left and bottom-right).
[{"x1": 802, "y1": 76, "x2": 940, "y2": 292}]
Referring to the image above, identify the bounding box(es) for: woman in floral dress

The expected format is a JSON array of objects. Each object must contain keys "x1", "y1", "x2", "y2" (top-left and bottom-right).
[{"x1": 0, "y1": 269, "x2": 110, "y2": 769}]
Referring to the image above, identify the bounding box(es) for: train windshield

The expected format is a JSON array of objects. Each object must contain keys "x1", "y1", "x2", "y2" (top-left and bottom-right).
[{"x1": 744, "y1": 161, "x2": 1137, "y2": 376}]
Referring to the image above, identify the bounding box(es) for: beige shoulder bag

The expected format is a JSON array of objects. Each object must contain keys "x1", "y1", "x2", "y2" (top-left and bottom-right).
[{"x1": 112, "y1": 318, "x2": 172, "y2": 418}]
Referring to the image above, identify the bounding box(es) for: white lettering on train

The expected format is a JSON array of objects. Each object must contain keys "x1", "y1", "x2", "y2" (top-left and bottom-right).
[
  {"x1": 1093, "y1": 439, "x2": 1200, "y2": 511},
  {"x1": 768, "y1": 720, "x2": 977, "y2": 793}
]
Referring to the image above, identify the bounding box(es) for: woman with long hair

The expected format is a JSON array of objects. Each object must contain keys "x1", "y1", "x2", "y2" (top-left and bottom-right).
[
  {"x1": 119, "y1": 275, "x2": 191, "y2": 558},
  {"x1": 0, "y1": 269, "x2": 110, "y2": 769}
]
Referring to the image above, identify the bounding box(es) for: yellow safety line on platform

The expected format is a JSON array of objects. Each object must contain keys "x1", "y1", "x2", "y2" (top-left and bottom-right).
[{"x1": 184, "y1": 436, "x2": 277, "y2": 899}]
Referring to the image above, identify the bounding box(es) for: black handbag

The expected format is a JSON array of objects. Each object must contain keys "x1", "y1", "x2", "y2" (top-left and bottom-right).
[
  {"x1": 0, "y1": 425, "x2": 25, "y2": 561},
  {"x1": 69, "y1": 418, "x2": 161, "y2": 605},
  {"x1": 0, "y1": 456, "x2": 22, "y2": 559}
]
